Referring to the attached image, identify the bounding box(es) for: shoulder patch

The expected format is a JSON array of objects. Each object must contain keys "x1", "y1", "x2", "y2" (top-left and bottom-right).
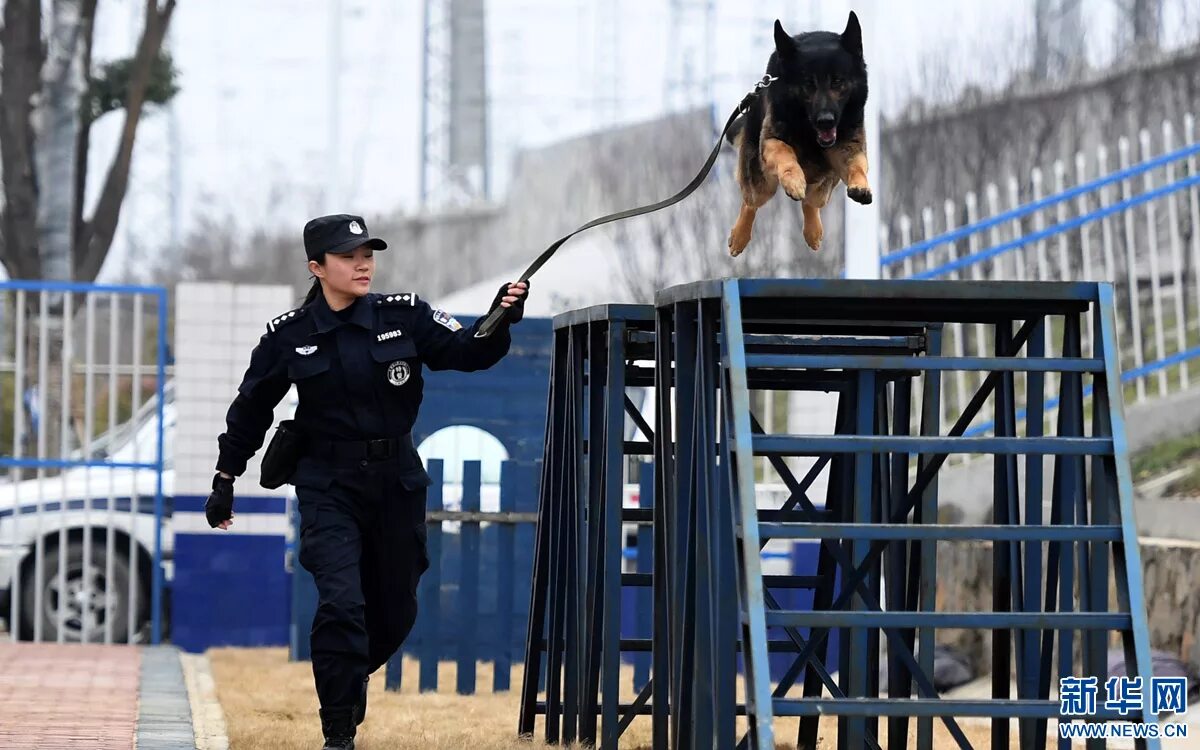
[
  {"x1": 375, "y1": 292, "x2": 418, "y2": 307},
  {"x1": 431, "y1": 308, "x2": 463, "y2": 332},
  {"x1": 266, "y1": 307, "x2": 307, "y2": 334}
]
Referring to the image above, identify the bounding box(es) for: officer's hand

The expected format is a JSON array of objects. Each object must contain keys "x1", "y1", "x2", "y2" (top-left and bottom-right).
[
  {"x1": 491, "y1": 281, "x2": 528, "y2": 324},
  {"x1": 206, "y1": 473, "x2": 235, "y2": 530}
]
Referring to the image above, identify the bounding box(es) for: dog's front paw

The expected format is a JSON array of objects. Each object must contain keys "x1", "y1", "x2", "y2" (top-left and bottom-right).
[
  {"x1": 780, "y1": 170, "x2": 807, "y2": 202},
  {"x1": 728, "y1": 228, "x2": 750, "y2": 257},
  {"x1": 847, "y1": 184, "x2": 873, "y2": 205},
  {"x1": 803, "y1": 224, "x2": 823, "y2": 252}
]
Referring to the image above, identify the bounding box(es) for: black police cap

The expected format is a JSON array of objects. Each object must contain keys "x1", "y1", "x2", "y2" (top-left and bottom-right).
[{"x1": 303, "y1": 214, "x2": 388, "y2": 261}]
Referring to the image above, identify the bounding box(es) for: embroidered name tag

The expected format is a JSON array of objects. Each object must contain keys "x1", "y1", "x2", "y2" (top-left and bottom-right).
[
  {"x1": 432, "y1": 309, "x2": 463, "y2": 332},
  {"x1": 376, "y1": 329, "x2": 404, "y2": 342}
]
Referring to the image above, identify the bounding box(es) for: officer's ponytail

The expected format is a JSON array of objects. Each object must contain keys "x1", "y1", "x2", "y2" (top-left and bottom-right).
[
  {"x1": 303, "y1": 279, "x2": 321, "y2": 306},
  {"x1": 302, "y1": 253, "x2": 325, "y2": 305}
]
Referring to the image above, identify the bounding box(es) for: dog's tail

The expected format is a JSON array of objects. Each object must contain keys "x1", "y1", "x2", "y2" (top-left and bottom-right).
[{"x1": 724, "y1": 115, "x2": 745, "y2": 147}]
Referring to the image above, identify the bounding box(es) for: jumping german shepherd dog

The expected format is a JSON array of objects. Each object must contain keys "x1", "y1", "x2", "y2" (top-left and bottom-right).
[{"x1": 728, "y1": 12, "x2": 871, "y2": 256}]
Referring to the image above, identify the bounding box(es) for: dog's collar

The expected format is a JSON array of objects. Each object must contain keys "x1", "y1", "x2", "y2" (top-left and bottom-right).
[{"x1": 740, "y1": 74, "x2": 779, "y2": 114}]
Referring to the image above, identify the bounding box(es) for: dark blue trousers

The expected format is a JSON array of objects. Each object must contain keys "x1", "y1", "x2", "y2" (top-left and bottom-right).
[{"x1": 296, "y1": 456, "x2": 430, "y2": 711}]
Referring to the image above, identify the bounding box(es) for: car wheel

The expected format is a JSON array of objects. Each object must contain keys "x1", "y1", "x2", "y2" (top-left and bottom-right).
[{"x1": 19, "y1": 540, "x2": 146, "y2": 643}]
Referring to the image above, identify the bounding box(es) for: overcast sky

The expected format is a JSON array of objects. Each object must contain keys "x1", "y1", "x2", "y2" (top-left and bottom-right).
[{"x1": 77, "y1": 0, "x2": 1197, "y2": 280}]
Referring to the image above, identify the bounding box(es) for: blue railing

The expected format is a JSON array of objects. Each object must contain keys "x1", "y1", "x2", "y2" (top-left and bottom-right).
[
  {"x1": 880, "y1": 122, "x2": 1200, "y2": 421},
  {"x1": 0, "y1": 279, "x2": 169, "y2": 644},
  {"x1": 910, "y1": 173, "x2": 1200, "y2": 280},
  {"x1": 880, "y1": 140, "x2": 1200, "y2": 273}
]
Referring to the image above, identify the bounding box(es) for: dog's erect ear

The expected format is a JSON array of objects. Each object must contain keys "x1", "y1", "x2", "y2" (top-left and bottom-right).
[
  {"x1": 842, "y1": 11, "x2": 863, "y2": 56},
  {"x1": 774, "y1": 20, "x2": 795, "y2": 58}
]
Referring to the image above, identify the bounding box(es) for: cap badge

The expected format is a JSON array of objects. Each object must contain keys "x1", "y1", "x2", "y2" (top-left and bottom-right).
[{"x1": 348, "y1": 220, "x2": 364, "y2": 235}]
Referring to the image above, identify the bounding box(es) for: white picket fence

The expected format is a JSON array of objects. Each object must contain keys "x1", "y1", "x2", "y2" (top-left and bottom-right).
[{"x1": 876, "y1": 114, "x2": 1200, "y2": 436}]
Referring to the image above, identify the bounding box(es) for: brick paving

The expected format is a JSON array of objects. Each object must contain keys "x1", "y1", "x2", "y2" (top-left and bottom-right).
[{"x1": 0, "y1": 641, "x2": 142, "y2": 749}]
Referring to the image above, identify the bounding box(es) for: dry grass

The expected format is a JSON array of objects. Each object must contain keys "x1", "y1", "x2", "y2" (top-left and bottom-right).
[{"x1": 208, "y1": 648, "x2": 1008, "y2": 749}]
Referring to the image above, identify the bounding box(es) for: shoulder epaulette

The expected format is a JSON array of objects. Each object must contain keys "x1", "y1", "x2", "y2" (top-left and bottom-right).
[
  {"x1": 266, "y1": 307, "x2": 307, "y2": 333},
  {"x1": 375, "y1": 292, "x2": 418, "y2": 307}
]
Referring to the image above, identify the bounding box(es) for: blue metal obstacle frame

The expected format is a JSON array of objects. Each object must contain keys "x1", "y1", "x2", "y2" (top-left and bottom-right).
[
  {"x1": 518, "y1": 304, "x2": 658, "y2": 747},
  {"x1": 524, "y1": 279, "x2": 1160, "y2": 750}
]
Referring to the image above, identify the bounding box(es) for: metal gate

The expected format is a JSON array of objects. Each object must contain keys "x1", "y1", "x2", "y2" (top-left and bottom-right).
[{"x1": 0, "y1": 280, "x2": 169, "y2": 644}]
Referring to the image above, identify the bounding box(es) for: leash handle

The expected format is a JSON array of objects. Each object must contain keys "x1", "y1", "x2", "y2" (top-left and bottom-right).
[
  {"x1": 474, "y1": 76, "x2": 776, "y2": 339},
  {"x1": 475, "y1": 285, "x2": 525, "y2": 338}
]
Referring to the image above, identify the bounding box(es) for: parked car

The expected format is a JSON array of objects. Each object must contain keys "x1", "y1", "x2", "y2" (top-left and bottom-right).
[{"x1": 0, "y1": 391, "x2": 174, "y2": 642}]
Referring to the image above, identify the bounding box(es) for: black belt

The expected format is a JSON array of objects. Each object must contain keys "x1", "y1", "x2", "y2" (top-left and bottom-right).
[{"x1": 311, "y1": 433, "x2": 415, "y2": 462}]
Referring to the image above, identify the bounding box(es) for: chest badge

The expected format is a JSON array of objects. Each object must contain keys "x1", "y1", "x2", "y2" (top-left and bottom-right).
[
  {"x1": 387, "y1": 360, "x2": 411, "y2": 386},
  {"x1": 295, "y1": 345, "x2": 318, "y2": 356}
]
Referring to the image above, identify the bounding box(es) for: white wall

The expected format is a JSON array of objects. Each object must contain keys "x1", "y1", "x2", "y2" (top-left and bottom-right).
[{"x1": 175, "y1": 282, "x2": 296, "y2": 502}]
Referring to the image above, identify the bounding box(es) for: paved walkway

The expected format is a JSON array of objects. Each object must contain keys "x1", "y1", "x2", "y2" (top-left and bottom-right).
[{"x1": 0, "y1": 642, "x2": 198, "y2": 749}]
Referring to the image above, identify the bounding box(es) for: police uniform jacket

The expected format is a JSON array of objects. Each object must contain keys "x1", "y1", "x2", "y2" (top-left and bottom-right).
[{"x1": 215, "y1": 291, "x2": 510, "y2": 486}]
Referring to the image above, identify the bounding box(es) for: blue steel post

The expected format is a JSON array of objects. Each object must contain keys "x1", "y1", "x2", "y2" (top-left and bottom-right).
[
  {"x1": 494, "y1": 461, "x2": 517, "y2": 693},
  {"x1": 1054, "y1": 317, "x2": 1082, "y2": 750},
  {"x1": 1085, "y1": 332, "x2": 1111, "y2": 750},
  {"x1": 993, "y1": 319, "x2": 1016, "y2": 747},
  {"x1": 1064, "y1": 313, "x2": 1102, "y2": 750},
  {"x1": 670, "y1": 300, "x2": 698, "y2": 749},
  {"x1": 152, "y1": 289, "x2": 168, "y2": 645},
  {"x1": 599, "y1": 320, "x2": 624, "y2": 748},
  {"x1": 848, "y1": 369, "x2": 876, "y2": 750},
  {"x1": 457, "y1": 461, "x2": 482, "y2": 695},
  {"x1": 917, "y1": 324, "x2": 942, "y2": 750},
  {"x1": 719, "y1": 279, "x2": 775, "y2": 750},
  {"x1": 419, "y1": 459, "x2": 445, "y2": 692},
  {"x1": 1023, "y1": 316, "x2": 1046, "y2": 750},
  {"x1": 1096, "y1": 284, "x2": 1161, "y2": 749},
  {"x1": 887, "y1": 374, "x2": 914, "y2": 750},
  {"x1": 519, "y1": 329, "x2": 565, "y2": 735},
  {"x1": 561, "y1": 325, "x2": 585, "y2": 740},
  {"x1": 580, "y1": 323, "x2": 604, "y2": 743},
  {"x1": 712, "y1": 306, "x2": 737, "y2": 749},
  {"x1": 691, "y1": 298, "x2": 715, "y2": 744},
  {"x1": 652, "y1": 305, "x2": 673, "y2": 749}
]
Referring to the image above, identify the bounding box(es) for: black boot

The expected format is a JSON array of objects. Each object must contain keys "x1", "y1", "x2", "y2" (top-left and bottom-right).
[
  {"x1": 319, "y1": 707, "x2": 356, "y2": 750},
  {"x1": 354, "y1": 676, "x2": 368, "y2": 726}
]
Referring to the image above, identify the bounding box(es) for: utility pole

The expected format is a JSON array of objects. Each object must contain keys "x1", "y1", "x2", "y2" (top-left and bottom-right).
[
  {"x1": 664, "y1": 0, "x2": 715, "y2": 113},
  {"x1": 326, "y1": 0, "x2": 344, "y2": 213},
  {"x1": 420, "y1": 0, "x2": 489, "y2": 209},
  {"x1": 594, "y1": 0, "x2": 622, "y2": 128}
]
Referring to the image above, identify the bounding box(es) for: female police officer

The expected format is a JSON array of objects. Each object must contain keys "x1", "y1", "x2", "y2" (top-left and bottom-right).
[{"x1": 204, "y1": 214, "x2": 528, "y2": 749}]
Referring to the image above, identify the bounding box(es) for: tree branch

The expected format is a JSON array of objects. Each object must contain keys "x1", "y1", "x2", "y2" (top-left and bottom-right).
[
  {"x1": 74, "y1": 0, "x2": 176, "y2": 283},
  {"x1": 72, "y1": 0, "x2": 100, "y2": 269},
  {"x1": 0, "y1": 0, "x2": 45, "y2": 281}
]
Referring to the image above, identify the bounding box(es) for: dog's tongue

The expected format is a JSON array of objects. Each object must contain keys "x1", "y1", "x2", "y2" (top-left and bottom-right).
[{"x1": 818, "y1": 126, "x2": 837, "y2": 144}]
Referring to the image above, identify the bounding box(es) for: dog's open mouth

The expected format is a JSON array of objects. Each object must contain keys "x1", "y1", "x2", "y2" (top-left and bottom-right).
[{"x1": 816, "y1": 127, "x2": 838, "y2": 147}]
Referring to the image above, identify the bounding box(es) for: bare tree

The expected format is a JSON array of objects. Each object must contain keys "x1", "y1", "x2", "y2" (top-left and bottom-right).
[
  {"x1": 0, "y1": 0, "x2": 179, "y2": 283},
  {"x1": 1, "y1": 0, "x2": 177, "y2": 459}
]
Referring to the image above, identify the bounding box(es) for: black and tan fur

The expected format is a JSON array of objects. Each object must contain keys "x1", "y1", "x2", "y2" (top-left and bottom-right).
[{"x1": 729, "y1": 13, "x2": 872, "y2": 256}]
